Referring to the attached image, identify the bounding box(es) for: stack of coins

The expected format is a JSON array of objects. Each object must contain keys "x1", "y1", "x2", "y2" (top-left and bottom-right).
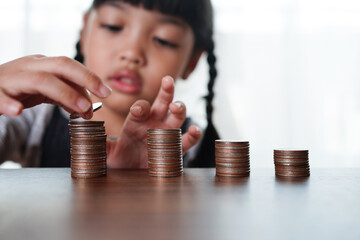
[
  {"x1": 69, "y1": 120, "x2": 107, "y2": 178},
  {"x1": 147, "y1": 129, "x2": 183, "y2": 177},
  {"x1": 215, "y1": 140, "x2": 250, "y2": 177},
  {"x1": 273, "y1": 149, "x2": 310, "y2": 177}
]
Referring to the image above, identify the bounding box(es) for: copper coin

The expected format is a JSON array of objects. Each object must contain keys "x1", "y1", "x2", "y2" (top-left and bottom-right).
[
  {"x1": 274, "y1": 162, "x2": 309, "y2": 167},
  {"x1": 275, "y1": 166, "x2": 310, "y2": 171},
  {"x1": 71, "y1": 152, "x2": 107, "y2": 158},
  {"x1": 148, "y1": 165, "x2": 183, "y2": 170},
  {"x1": 148, "y1": 161, "x2": 182, "y2": 166},
  {"x1": 71, "y1": 168, "x2": 107, "y2": 173},
  {"x1": 71, "y1": 159, "x2": 106, "y2": 164},
  {"x1": 215, "y1": 140, "x2": 249, "y2": 145},
  {"x1": 71, "y1": 158, "x2": 107, "y2": 163},
  {"x1": 216, "y1": 162, "x2": 250, "y2": 168},
  {"x1": 71, "y1": 136, "x2": 106, "y2": 140},
  {"x1": 275, "y1": 171, "x2": 310, "y2": 177},
  {"x1": 148, "y1": 151, "x2": 182, "y2": 156},
  {"x1": 216, "y1": 166, "x2": 250, "y2": 172},
  {"x1": 71, "y1": 162, "x2": 106, "y2": 167},
  {"x1": 215, "y1": 160, "x2": 249, "y2": 165},
  {"x1": 71, "y1": 145, "x2": 106, "y2": 150},
  {"x1": 215, "y1": 144, "x2": 249, "y2": 148},
  {"x1": 69, "y1": 120, "x2": 104, "y2": 124},
  {"x1": 148, "y1": 157, "x2": 182, "y2": 161},
  {"x1": 274, "y1": 159, "x2": 309, "y2": 164},
  {"x1": 275, "y1": 168, "x2": 310, "y2": 174},
  {"x1": 147, "y1": 145, "x2": 182, "y2": 150},
  {"x1": 215, "y1": 152, "x2": 250, "y2": 158},
  {"x1": 274, "y1": 150, "x2": 308, "y2": 156},
  {"x1": 72, "y1": 167, "x2": 107, "y2": 172},
  {"x1": 149, "y1": 165, "x2": 183, "y2": 171},
  {"x1": 71, "y1": 155, "x2": 106, "y2": 160},
  {"x1": 148, "y1": 171, "x2": 183, "y2": 177},
  {"x1": 216, "y1": 172, "x2": 250, "y2": 177},
  {"x1": 70, "y1": 151, "x2": 107, "y2": 156},
  {"x1": 148, "y1": 158, "x2": 183, "y2": 162},
  {"x1": 215, "y1": 156, "x2": 250, "y2": 161},
  {"x1": 216, "y1": 149, "x2": 249, "y2": 154},
  {"x1": 148, "y1": 128, "x2": 181, "y2": 133},
  {"x1": 71, "y1": 172, "x2": 106, "y2": 179}
]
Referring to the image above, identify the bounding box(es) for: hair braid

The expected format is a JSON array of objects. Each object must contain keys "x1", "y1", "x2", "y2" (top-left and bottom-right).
[
  {"x1": 74, "y1": 40, "x2": 84, "y2": 64},
  {"x1": 204, "y1": 38, "x2": 217, "y2": 124}
]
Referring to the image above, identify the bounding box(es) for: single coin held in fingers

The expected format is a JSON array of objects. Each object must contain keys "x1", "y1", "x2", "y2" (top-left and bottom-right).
[{"x1": 70, "y1": 102, "x2": 102, "y2": 119}]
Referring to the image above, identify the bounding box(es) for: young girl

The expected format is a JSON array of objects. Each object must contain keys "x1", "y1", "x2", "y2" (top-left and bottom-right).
[{"x1": 0, "y1": 0, "x2": 219, "y2": 168}]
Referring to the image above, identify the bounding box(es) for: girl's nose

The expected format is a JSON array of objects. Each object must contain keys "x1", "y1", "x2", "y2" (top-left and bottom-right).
[{"x1": 119, "y1": 46, "x2": 145, "y2": 67}]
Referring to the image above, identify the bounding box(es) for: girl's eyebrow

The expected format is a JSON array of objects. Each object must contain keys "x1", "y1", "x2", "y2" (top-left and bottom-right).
[
  {"x1": 158, "y1": 17, "x2": 186, "y2": 29},
  {"x1": 104, "y1": 1, "x2": 126, "y2": 10},
  {"x1": 101, "y1": 2, "x2": 186, "y2": 29}
]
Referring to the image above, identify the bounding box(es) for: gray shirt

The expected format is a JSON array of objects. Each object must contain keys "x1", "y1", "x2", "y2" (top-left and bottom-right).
[
  {"x1": 0, "y1": 104, "x2": 55, "y2": 167},
  {"x1": 0, "y1": 104, "x2": 201, "y2": 167}
]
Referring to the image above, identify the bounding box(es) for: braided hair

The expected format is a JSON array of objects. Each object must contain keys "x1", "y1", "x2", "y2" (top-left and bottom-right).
[{"x1": 75, "y1": 0, "x2": 219, "y2": 166}]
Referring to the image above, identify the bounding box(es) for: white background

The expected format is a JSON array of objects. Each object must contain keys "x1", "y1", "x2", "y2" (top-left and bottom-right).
[{"x1": 1, "y1": 0, "x2": 360, "y2": 168}]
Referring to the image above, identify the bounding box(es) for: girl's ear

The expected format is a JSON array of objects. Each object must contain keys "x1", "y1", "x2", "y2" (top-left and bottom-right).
[
  {"x1": 182, "y1": 51, "x2": 204, "y2": 79},
  {"x1": 80, "y1": 12, "x2": 90, "y2": 56}
]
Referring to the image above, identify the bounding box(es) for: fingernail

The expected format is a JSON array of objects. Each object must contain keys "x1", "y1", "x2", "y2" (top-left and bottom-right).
[
  {"x1": 7, "y1": 103, "x2": 21, "y2": 116},
  {"x1": 130, "y1": 105, "x2": 143, "y2": 115},
  {"x1": 174, "y1": 101, "x2": 183, "y2": 110},
  {"x1": 99, "y1": 84, "x2": 112, "y2": 97},
  {"x1": 194, "y1": 126, "x2": 201, "y2": 134},
  {"x1": 77, "y1": 98, "x2": 91, "y2": 112},
  {"x1": 163, "y1": 76, "x2": 174, "y2": 84}
]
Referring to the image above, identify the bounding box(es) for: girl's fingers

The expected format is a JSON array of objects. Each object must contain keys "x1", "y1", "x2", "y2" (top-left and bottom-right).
[
  {"x1": 165, "y1": 101, "x2": 187, "y2": 128},
  {"x1": 182, "y1": 125, "x2": 202, "y2": 153},
  {"x1": 150, "y1": 76, "x2": 175, "y2": 120},
  {"x1": 4, "y1": 71, "x2": 92, "y2": 115},
  {"x1": 0, "y1": 91, "x2": 23, "y2": 116},
  {"x1": 120, "y1": 100, "x2": 151, "y2": 136},
  {"x1": 120, "y1": 100, "x2": 151, "y2": 139},
  {"x1": 24, "y1": 55, "x2": 112, "y2": 99},
  {"x1": 65, "y1": 80, "x2": 93, "y2": 119}
]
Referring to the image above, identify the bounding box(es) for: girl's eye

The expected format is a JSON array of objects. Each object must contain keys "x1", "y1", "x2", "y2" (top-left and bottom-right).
[
  {"x1": 154, "y1": 37, "x2": 178, "y2": 49},
  {"x1": 101, "y1": 24, "x2": 123, "y2": 33}
]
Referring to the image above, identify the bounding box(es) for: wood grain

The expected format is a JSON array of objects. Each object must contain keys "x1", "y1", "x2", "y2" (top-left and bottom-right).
[{"x1": 0, "y1": 168, "x2": 360, "y2": 240}]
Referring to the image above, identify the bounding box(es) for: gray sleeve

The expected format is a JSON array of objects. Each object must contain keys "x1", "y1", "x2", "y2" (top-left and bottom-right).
[{"x1": 0, "y1": 104, "x2": 55, "y2": 166}]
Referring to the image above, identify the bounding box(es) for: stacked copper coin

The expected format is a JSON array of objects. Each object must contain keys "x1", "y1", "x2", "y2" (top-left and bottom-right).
[
  {"x1": 69, "y1": 120, "x2": 107, "y2": 178},
  {"x1": 147, "y1": 129, "x2": 183, "y2": 177},
  {"x1": 274, "y1": 149, "x2": 310, "y2": 177},
  {"x1": 215, "y1": 140, "x2": 250, "y2": 177}
]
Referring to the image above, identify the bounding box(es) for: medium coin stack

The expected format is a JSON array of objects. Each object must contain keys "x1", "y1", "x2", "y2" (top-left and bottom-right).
[
  {"x1": 69, "y1": 120, "x2": 107, "y2": 178},
  {"x1": 147, "y1": 129, "x2": 183, "y2": 177},
  {"x1": 215, "y1": 140, "x2": 250, "y2": 177},
  {"x1": 274, "y1": 149, "x2": 310, "y2": 177}
]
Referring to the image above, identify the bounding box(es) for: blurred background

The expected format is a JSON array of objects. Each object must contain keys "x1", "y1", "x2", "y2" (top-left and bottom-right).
[{"x1": 1, "y1": 0, "x2": 360, "y2": 168}]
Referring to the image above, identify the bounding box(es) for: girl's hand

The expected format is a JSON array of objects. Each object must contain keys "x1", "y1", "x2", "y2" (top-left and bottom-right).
[
  {"x1": 106, "y1": 76, "x2": 202, "y2": 168},
  {"x1": 0, "y1": 55, "x2": 111, "y2": 119}
]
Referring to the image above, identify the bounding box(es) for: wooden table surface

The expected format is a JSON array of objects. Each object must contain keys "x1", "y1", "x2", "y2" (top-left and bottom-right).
[{"x1": 1, "y1": 168, "x2": 360, "y2": 240}]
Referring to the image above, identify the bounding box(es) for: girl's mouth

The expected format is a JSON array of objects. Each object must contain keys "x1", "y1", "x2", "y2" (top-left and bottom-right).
[{"x1": 109, "y1": 71, "x2": 142, "y2": 94}]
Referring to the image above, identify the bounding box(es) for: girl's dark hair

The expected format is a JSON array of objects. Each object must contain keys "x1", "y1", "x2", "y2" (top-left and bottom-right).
[
  {"x1": 75, "y1": 0, "x2": 217, "y2": 126},
  {"x1": 75, "y1": 0, "x2": 219, "y2": 167}
]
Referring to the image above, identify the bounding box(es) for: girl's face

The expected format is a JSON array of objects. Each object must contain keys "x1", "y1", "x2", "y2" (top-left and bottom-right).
[{"x1": 81, "y1": 1, "x2": 196, "y2": 116}]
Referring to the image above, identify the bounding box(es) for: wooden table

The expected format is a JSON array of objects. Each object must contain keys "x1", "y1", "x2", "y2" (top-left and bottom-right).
[{"x1": 1, "y1": 168, "x2": 360, "y2": 240}]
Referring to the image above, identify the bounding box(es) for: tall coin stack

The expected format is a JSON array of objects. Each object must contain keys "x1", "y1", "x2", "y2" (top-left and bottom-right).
[
  {"x1": 273, "y1": 149, "x2": 310, "y2": 177},
  {"x1": 69, "y1": 120, "x2": 107, "y2": 178},
  {"x1": 215, "y1": 140, "x2": 250, "y2": 177},
  {"x1": 147, "y1": 129, "x2": 183, "y2": 177}
]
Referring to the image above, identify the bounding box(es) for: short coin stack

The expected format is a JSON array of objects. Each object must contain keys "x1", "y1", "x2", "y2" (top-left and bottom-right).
[
  {"x1": 215, "y1": 140, "x2": 250, "y2": 177},
  {"x1": 147, "y1": 129, "x2": 183, "y2": 177},
  {"x1": 69, "y1": 120, "x2": 107, "y2": 178},
  {"x1": 273, "y1": 149, "x2": 310, "y2": 177}
]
